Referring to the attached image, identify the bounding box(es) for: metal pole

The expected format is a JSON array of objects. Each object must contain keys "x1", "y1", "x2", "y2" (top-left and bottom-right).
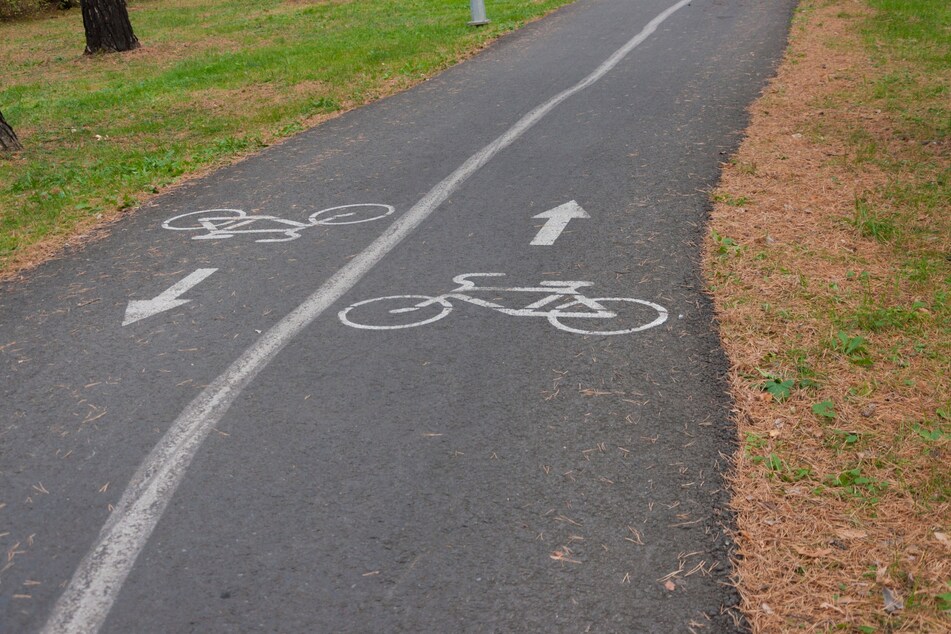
[{"x1": 468, "y1": 0, "x2": 490, "y2": 26}]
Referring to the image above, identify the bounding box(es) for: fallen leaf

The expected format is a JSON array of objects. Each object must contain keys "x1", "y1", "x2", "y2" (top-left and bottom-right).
[
  {"x1": 794, "y1": 546, "x2": 833, "y2": 558},
  {"x1": 836, "y1": 528, "x2": 868, "y2": 540},
  {"x1": 883, "y1": 587, "x2": 903, "y2": 614},
  {"x1": 875, "y1": 565, "x2": 889, "y2": 584},
  {"x1": 934, "y1": 532, "x2": 950, "y2": 549}
]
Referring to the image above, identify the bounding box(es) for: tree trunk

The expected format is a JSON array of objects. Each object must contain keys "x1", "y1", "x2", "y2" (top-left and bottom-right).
[
  {"x1": 80, "y1": 0, "x2": 140, "y2": 54},
  {"x1": 0, "y1": 110, "x2": 23, "y2": 152}
]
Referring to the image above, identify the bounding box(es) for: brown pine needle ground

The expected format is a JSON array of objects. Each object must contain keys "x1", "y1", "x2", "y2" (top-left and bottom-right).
[{"x1": 705, "y1": 0, "x2": 950, "y2": 631}]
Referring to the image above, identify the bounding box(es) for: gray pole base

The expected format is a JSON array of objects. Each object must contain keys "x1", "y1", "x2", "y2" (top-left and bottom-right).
[{"x1": 468, "y1": 0, "x2": 489, "y2": 26}]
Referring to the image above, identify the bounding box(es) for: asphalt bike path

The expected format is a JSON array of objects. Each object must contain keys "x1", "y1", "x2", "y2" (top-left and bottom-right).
[{"x1": 0, "y1": 0, "x2": 796, "y2": 631}]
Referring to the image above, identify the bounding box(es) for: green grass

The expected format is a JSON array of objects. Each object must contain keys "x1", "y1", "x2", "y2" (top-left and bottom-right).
[
  {"x1": 860, "y1": 0, "x2": 950, "y2": 263},
  {"x1": 0, "y1": 0, "x2": 575, "y2": 273}
]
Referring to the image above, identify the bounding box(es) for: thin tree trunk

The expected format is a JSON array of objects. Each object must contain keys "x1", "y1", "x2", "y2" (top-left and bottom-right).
[
  {"x1": 80, "y1": 0, "x2": 140, "y2": 54},
  {"x1": 0, "y1": 110, "x2": 23, "y2": 152}
]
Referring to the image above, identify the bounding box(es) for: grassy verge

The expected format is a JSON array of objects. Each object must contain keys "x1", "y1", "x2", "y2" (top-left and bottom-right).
[
  {"x1": 0, "y1": 0, "x2": 574, "y2": 277},
  {"x1": 706, "y1": 0, "x2": 949, "y2": 630}
]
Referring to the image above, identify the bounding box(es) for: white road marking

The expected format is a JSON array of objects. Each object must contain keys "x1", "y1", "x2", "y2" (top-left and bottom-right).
[
  {"x1": 162, "y1": 204, "x2": 396, "y2": 243},
  {"x1": 42, "y1": 2, "x2": 695, "y2": 631},
  {"x1": 530, "y1": 200, "x2": 590, "y2": 245},
  {"x1": 122, "y1": 268, "x2": 218, "y2": 326},
  {"x1": 338, "y1": 272, "x2": 668, "y2": 335}
]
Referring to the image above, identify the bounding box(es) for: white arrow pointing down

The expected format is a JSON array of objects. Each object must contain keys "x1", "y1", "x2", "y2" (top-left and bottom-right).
[
  {"x1": 530, "y1": 200, "x2": 590, "y2": 245},
  {"x1": 123, "y1": 268, "x2": 217, "y2": 326}
]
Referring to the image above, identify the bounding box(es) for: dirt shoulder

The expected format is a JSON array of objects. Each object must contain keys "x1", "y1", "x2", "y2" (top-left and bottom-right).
[{"x1": 705, "y1": 0, "x2": 949, "y2": 631}]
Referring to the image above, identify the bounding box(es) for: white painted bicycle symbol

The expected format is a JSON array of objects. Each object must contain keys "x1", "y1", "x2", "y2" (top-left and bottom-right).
[
  {"x1": 339, "y1": 273, "x2": 668, "y2": 335},
  {"x1": 162, "y1": 204, "x2": 395, "y2": 243}
]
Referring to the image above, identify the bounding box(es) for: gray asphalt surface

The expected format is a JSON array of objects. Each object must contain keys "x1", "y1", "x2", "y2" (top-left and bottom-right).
[{"x1": 0, "y1": 0, "x2": 796, "y2": 631}]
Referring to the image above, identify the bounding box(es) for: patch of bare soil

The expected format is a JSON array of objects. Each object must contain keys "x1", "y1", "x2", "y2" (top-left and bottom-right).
[{"x1": 705, "y1": 0, "x2": 950, "y2": 631}]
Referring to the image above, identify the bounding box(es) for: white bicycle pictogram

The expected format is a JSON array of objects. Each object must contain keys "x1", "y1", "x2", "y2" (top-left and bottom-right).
[
  {"x1": 162, "y1": 203, "x2": 395, "y2": 243},
  {"x1": 338, "y1": 273, "x2": 668, "y2": 335}
]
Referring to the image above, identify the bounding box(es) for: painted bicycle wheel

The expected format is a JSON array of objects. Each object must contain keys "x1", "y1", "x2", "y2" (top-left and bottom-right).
[
  {"x1": 339, "y1": 295, "x2": 453, "y2": 330},
  {"x1": 546, "y1": 298, "x2": 668, "y2": 335},
  {"x1": 309, "y1": 203, "x2": 395, "y2": 226},
  {"x1": 162, "y1": 209, "x2": 246, "y2": 231}
]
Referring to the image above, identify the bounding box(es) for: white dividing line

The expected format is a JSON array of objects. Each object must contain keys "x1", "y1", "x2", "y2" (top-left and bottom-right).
[{"x1": 42, "y1": 1, "x2": 694, "y2": 631}]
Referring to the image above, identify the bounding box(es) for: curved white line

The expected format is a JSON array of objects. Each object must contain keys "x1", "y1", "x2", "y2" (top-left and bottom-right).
[
  {"x1": 309, "y1": 203, "x2": 396, "y2": 226},
  {"x1": 42, "y1": 1, "x2": 694, "y2": 631},
  {"x1": 338, "y1": 295, "x2": 452, "y2": 330}
]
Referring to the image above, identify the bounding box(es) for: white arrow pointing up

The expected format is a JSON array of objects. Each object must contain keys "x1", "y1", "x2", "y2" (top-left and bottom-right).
[
  {"x1": 123, "y1": 268, "x2": 217, "y2": 326},
  {"x1": 530, "y1": 200, "x2": 590, "y2": 245}
]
